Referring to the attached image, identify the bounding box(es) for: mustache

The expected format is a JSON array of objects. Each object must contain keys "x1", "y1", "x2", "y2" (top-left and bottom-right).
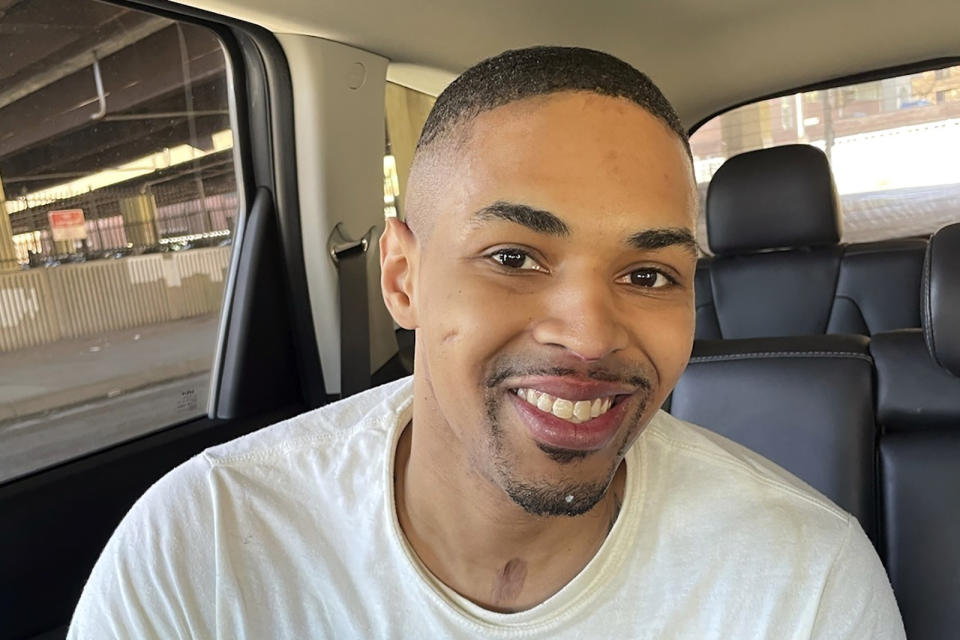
[{"x1": 485, "y1": 365, "x2": 652, "y2": 391}]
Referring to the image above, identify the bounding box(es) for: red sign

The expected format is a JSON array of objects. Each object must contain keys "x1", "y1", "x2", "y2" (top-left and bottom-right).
[{"x1": 48, "y1": 209, "x2": 87, "y2": 242}]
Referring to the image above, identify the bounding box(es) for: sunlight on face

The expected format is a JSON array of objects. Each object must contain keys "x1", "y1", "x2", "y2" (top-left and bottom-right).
[{"x1": 410, "y1": 92, "x2": 698, "y2": 515}]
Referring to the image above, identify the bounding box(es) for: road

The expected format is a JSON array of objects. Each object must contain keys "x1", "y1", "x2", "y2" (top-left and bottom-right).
[
  {"x1": 0, "y1": 314, "x2": 220, "y2": 483},
  {"x1": 0, "y1": 372, "x2": 210, "y2": 483}
]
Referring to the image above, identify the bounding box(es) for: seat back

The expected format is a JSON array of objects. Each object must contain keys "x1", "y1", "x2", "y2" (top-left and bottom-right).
[
  {"x1": 827, "y1": 239, "x2": 926, "y2": 335},
  {"x1": 696, "y1": 144, "x2": 927, "y2": 339},
  {"x1": 879, "y1": 431, "x2": 960, "y2": 640},
  {"x1": 872, "y1": 222, "x2": 960, "y2": 640},
  {"x1": 872, "y1": 330, "x2": 960, "y2": 638},
  {"x1": 696, "y1": 248, "x2": 843, "y2": 339},
  {"x1": 670, "y1": 334, "x2": 878, "y2": 542}
]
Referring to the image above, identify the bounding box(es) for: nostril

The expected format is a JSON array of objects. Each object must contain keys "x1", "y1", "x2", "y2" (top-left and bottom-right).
[{"x1": 530, "y1": 314, "x2": 629, "y2": 361}]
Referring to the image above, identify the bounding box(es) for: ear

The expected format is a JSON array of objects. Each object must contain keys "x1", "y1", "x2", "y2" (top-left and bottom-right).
[{"x1": 380, "y1": 217, "x2": 419, "y2": 329}]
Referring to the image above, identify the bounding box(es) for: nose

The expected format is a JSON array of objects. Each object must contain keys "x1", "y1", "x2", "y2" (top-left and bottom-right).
[{"x1": 531, "y1": 274, "x2": 629, "y2": 361}]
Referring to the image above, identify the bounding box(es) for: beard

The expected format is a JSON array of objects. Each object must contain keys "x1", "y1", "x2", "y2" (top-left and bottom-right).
[
  {"x1": 481, "y1": 360, "x2": 652, "y2": 517},
  {"x1": 500, "y1": 473, "x2": 613, "y2": 517}
]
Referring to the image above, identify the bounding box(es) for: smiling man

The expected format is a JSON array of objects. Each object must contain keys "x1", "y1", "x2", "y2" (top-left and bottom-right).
[{"x1": 69, "y1": 47, "x2": 904, "y2": 638}]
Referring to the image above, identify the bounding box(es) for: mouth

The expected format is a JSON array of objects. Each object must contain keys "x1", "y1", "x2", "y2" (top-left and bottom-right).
[
  {"x1": 505, "y1": 379, "x2": 639, "y2": 453},
  {"x1": 512, "y1": 387, "x2": 621, "y2": 423}
]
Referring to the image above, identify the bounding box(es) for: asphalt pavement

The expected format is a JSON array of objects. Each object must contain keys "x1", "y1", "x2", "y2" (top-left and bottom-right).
[
  {"x1": 0, "y1": 314, "x2": 221, "y2": 482},
  {"x1": 0, "y1": 313, "x2": 220, "y2": 422},
  {"x1": 0, "y1": 372, "x2": 211, "y2": 483}
]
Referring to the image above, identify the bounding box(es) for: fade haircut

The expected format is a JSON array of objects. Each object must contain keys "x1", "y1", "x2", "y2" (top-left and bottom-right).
[{"x1": 416, "y1": 46, "x2": 690, "y2": 156}]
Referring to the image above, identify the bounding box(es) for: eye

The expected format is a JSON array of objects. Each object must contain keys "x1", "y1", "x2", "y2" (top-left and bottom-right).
[
  {"x1": 489, "y1": 248, "x2": 546, "y2": 272},
  {"x1": 618, "y1": 267, "x2": 675, "y2": 289}
]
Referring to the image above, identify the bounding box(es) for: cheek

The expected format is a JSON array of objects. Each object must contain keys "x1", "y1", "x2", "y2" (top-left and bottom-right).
[
  {"x1": 421, "y1": 286, "x2": 479, "y2": 356},
  {"x1": 630, "y1": 300, "x2": 695, "y2": 390},
  {"x1": 418, "y1": 269, "x2": 533, "y2": 376}
]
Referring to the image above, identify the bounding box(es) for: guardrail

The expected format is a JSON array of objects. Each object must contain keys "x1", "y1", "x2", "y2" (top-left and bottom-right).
[{"x1": 0, "y1": 246, "x2": 230, "y2": 352}]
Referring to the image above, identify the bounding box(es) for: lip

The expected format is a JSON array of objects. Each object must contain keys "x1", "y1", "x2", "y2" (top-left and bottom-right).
[{"x1": 508, "y1": 388, "x2": 632, "y2": 452}]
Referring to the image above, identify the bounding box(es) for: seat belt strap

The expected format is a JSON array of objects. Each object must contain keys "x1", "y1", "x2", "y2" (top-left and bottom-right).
[{"x1": 334, "y1": 238, "x2": 371, "y2": 398}]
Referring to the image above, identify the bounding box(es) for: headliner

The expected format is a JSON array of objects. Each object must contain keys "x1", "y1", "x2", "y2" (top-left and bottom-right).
[{"x1": 170, "y1": 0, "x2": 960, "y2": 127}]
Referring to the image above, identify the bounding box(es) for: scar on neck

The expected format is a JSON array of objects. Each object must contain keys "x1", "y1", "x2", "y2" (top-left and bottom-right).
[{"x1": 490, "y1": 558, "x2": 528, "y2": 605}]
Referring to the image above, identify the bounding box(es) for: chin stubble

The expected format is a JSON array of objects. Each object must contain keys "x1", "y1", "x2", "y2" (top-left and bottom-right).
[{"x1": 481, "y1": 364, "x2": 652, "y2": 517}]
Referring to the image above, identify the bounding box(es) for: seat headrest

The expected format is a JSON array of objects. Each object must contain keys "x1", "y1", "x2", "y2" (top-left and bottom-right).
[
  {"x1": 923, "y1": 223, "x2": 960, "y2": 376},
  {"x1": 706, "y1": 144, "x2": 841, "y2": 256}
]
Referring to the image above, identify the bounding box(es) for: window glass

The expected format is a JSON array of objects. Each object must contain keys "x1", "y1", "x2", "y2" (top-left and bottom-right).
[
  {"x1": 0, "y1": 0, "x2": 240, "y2": 482},
  {"x1": 383, "y1": 153, "x2": 400, "y2": 218},
  {"x1": 384, "y1": 82, "x2": 436, "y2": 220},
  {"x1": 690, "y1": 64, "x2": 960, "y2": 248}
]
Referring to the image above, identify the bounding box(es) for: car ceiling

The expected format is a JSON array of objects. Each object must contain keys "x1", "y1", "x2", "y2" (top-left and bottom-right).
[{"x1": 172, "y1": 0, "x2": 960, "y2": 127}]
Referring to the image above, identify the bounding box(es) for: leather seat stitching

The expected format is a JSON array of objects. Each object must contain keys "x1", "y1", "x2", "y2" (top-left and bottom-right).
[
  {"x1": 689, "y1": 351, "x2": 874, "y2": 364},
  {"x1": 921, "y1": 241, "x2": 937, "y2": 363}
]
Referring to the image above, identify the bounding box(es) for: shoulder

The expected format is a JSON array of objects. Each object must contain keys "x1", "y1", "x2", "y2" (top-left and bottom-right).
[
  {"x1": 68, "y1": 452, "x2": 218, "y2": 638},
  {"x1": 635, "y1": 410, "x2": 854, "y2": 566},
  {"x1": 69, "y1": 377, "x2": 414, "y2": 637},
  {"x1": 626, "y1": 412, "x2": 904, "y2": 635},
  {"x1": 122, "y1": 375, "x2": 412, "y2": 539},
  {"x1": 146, "y1": 376, "x2": 414, "y2": 528},
  {"x1": 644, "y1": 409, "x2": 849, "y2": 525},
  {"x1": 203, "y1": 375, "x2": 413, "y2": 467}
]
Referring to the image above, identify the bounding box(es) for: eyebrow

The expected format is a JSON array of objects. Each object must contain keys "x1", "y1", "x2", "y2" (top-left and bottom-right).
[
  {"x1": 471, "y1": 200, "x2": 697, "y2": 255},
  {"x1": 471, "y1": 201, "x2": 570, "y2": 236},
  {"x1": 628, "y1": 228, "x2": 698, "y2": 256}
]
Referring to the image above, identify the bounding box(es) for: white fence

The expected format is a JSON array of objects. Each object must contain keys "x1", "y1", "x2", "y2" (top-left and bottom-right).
[{"x1": 0, "y1": 247, "x2": 230, "y2": 352}]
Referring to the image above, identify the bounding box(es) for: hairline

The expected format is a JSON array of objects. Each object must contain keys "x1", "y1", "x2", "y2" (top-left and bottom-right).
[
  {"x1": 406, "y1": 90, "x2": 698, "y2": 237},
  {"x1": 416, "y1": 88, "x2": 692, "y2": 162}
]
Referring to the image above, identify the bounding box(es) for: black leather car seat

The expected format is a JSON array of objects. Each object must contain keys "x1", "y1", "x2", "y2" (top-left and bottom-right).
[
  {"x1": 827, "y1": 237, "x2": 926, "y2": 335},
  {"x1": 669, "y1": 333, "x2": 879, "y2": 543},
  {"x1": 696, "y1": 144, "x2": 926, "y2": 339},
  {"x1": 872, "y1": 222, "x2": 960, "y2": 640}
]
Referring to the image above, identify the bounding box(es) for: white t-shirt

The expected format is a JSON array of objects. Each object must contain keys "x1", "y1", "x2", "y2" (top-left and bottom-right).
[{"x1": 68, "y1": 376, "x2": 905, "y2": 639}]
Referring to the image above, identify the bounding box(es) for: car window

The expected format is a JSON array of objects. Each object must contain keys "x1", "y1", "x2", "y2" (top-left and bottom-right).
[
  {"x1": 0, "y1": 0, "x2": 241, "y2": 483},
  {"x1": 690, "y1": 63, "x2": 960, "y2": 249},
  {"x1": 384, "y1": 81, "x2": 435, "y2": 220}
]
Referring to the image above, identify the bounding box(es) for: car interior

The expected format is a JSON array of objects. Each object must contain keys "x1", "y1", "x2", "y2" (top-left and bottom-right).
[{"x1": 1, "y1": 0, "x2": 958, "y2": 638}]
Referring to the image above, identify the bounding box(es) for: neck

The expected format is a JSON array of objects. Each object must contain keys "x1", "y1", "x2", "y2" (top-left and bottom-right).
[{"x1": 394, "y1": 394, "x2": 626, "y2": 612}]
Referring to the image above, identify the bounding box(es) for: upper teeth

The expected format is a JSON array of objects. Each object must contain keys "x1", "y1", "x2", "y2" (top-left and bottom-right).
[{"x1": 515, "y1": 388, "x2": 614, "y2": 424}]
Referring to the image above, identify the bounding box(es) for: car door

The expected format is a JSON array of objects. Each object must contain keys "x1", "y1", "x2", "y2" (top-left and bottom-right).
[{"x1": 0, "y1": 2, "x2": 332, "y2": 637}]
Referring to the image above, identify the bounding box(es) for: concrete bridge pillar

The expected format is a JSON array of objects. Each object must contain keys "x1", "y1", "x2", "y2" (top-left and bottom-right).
[
  {"x1": 119, "y1": 193, "x2": 159, "y2": 247},
  {"x1": 0, "y1": 174, "x2": 20, "y2": 271}
]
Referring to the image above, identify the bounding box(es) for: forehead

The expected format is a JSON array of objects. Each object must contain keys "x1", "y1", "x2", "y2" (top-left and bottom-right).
[{"x1": 442, "y1": 92, "x2": 696, "y2": 230}]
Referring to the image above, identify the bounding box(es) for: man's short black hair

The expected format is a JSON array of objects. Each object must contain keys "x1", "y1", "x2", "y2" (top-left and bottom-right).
[{"x1": 417, "y1": 46, "x2": 689, "y2": 156}]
